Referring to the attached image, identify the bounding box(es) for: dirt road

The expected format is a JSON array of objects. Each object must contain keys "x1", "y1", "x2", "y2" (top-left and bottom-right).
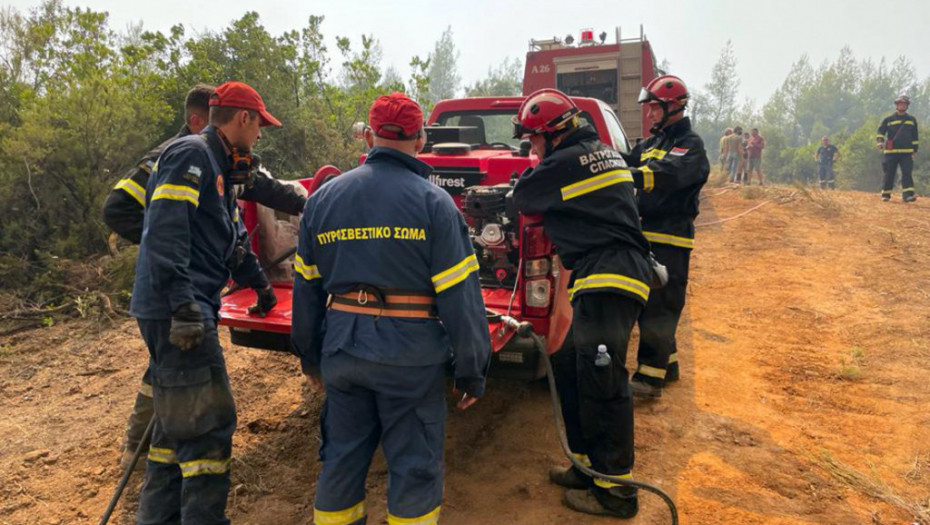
[{"x1": 1, "y1": 187, "x2": 928, "y2": 524}]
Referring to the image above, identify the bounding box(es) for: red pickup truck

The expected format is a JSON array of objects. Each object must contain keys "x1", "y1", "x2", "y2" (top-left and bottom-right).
[{"x1": 220, "y1": 95, "x2": 632, "y2": 379}]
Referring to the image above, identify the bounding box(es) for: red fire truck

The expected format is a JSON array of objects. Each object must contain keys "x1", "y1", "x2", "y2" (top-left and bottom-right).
[
  {"x1": 220, "y1": 27, "x2": 661, "y2": 378},
  {"x1": 523, "y1": 26, "x2": 660, "y2": 141},
  {"x1": 221, "y1": 95, "x2": 633, "y2": 378}
]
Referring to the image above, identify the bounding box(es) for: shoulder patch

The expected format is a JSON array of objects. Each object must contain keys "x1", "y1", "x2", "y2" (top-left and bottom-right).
[
  {"x1": 187, "y1": 166, "x2": 202, "y2": 178},
  {"x1": 216, "y1": 174, "x2": 225, "y2": 197},
  {"x1": 669, "y1": 147, "x2": 689, "y2": 157}
]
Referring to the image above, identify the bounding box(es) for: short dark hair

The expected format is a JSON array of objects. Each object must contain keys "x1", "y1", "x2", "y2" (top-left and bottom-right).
[
  {"x1": 734, "y1": 126, "x2": 743, "y2": 134},
  {"x1": 751, "y1": 128, "x2": 759, "y2": 132},
  {"x1": 184, "y1": 83, "x2": 214, "y2": 123},
  {"x1": 209, "y1": 106, "x2": 258, "y2": 127}
]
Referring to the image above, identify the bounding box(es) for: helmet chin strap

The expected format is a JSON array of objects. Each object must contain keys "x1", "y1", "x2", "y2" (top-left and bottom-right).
[
  {"x1": 650, "y1": 103, "x2": 685, "y2": 135},
  {"x1": 541, "y1": 126, "x2": 578, "y2": 158}
]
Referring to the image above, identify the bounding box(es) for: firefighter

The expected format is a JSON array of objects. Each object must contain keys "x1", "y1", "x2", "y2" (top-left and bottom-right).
[
  {"x1": 815, "y1": 136, "x2": 840, "y2": 190},
  {"x1": 623, "y1": 75, "x2": 710, "y2": 399},
  {"x1": 877, "y1": 94, "x2": 919, "y2": 202},
  {"x1": 103, "y1": 83, "x2": 306, "y2": 469},
  {"x1": 291, "y1": 92, "x2": 490, "y2": 525},
  {"x1": 512, "y1": 89, "x2": 652, "y2": 518},
  {"x1": 130, "y1": 81, "x2": 281, "y2": 524}
]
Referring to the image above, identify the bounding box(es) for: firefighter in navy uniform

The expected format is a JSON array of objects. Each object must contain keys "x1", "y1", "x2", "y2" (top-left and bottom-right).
[
  {"x1": 877, "y1": 94, "x2": 919, "y2": 202},
  {"x1": 130, "y1": 81, "x2": 282, "y2": 525},
  {"x1": 103, "y1": 83, "x2": 306, "y2": 470},
  {"x1": 291, "y1": 92, "x2": 490, "y2": 525},
  {"x1": 512, "y1": 89, "x2": 653, "y2": 519},
  {"x1": 623, "y1": 75, "x2": 710, "y2": 398},
  {"x1": 104, "y1": 83, "x2": 306, "y2": 243}
]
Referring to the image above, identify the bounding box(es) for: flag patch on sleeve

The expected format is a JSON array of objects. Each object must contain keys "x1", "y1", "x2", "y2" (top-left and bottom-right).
[{"x1": 669, "y1": 147, "x2": 689, "y2": 156}]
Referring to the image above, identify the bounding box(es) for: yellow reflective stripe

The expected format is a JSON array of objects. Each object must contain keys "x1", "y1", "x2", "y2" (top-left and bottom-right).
[
  {"x1": 138, "y1": 160, "x2": 155, "y2": 174},
  {"x1": 884, "y1": 149, "x2": 915, "y2": 153},
  {"x1": 560, "y1": 169, "x2": 633, "y2": 201},
  {"x1": 881, "y1": 190, "x2": 892, "y2": 195},
  {"x1": 888, "y1": 120, "x2": 902, "y2": 126},
  {"x1": 594, "y1": 472, "x2": 633, "y2": 489},
  {"x1": 572, "y1": 273, "x2": 650, "y2": 302},
  {"x1": 151, "y1": 184, "x2": 200, "y2": 207},
  {"x1": 387, "y1": 507, "x2": 441, "y2": 525},
  {"x1": 643, "y1": 231, "x2": 695, "y2": 249},
  {"x1": 875, "y1": 134, "x2": 885, "y2": 138},
  {"x1": 637, "y1": 364, "x2": 667, "y2": 379},
  {"x1": 432, "y1": 254, "x2": 479, "y2": 293},
  {"x1": 572, "y1": 453, "x2": 592, "y2": 467},
  {"x1": 904, "y1": 120, "x2": 915, "y2": 125},
  {"x1": 179, "y1": 458, "x2": 230, "y2": 478},
  {"x1": 668, "y1": 353, "x2": 679, "y2": 364},
  {"x1": 641, "y1": 165, "x2": 654, "y2": 192},
  {"x1": 314, "y1": 501, "x2": 367, "y2": 525},
  {"x1": 294, "y1": 254, "x2": 321, "y2": 281},
  {"x1": 148, "y1": 447, "x2": 178, "y2": 464},
  {"x1": 641, "y1": 148, "x2": 667, "y2": 160},
  {"x1": 902, "y1": 187, "x2": 915, "y2": 192},
  {"x1": 138, "y1": 382, "x2": 153, "y2": 398},
  {"x1": 114, "y1": 178, "x2": 146, "y2": 207}
]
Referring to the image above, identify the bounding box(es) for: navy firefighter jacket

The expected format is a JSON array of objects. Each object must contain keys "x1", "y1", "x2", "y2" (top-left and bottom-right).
[
  {"x1": 130, "y1": 126, "x2": 267, "y2": 320},
  {"x1": 291, "y1": 147, "x2": 491, "y2": 396},
  {"x1": 621, "y1": 117, "x2": 710, "y2": 250},
  {"x1": 512, "y1": 126, "x2": 653, "y2": 305}
]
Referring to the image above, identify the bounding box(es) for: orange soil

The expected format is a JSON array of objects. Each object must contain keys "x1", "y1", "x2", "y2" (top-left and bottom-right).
[{"x1": 1, "y1": 187, "x2": 928, "y2": 525}]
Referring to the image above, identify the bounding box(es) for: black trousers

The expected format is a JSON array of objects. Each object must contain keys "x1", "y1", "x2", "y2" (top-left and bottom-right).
[
  {"x1": 634, "y1": 243, "x2": 691, "y2": 387},
  {"x1": 818, "y1": 163, "x2": 836, "y2": 189},
  {"x1": 136, "y1": 319, "x2": 236, "y2": 525},
  {"x1": 552, "y1": 293, "x2": 642, "y2": 498},
  {"x1": 882, "y1": 153, "x2": 915, "y2": 198}
]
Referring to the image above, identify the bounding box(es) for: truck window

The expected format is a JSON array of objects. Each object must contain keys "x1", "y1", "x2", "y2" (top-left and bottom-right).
[
  {"x1": 434, "y1": 110, "x2": 520, "y2": 148},
  {"x1": 601, "y1": 107, "x2": 631, "y2": 154},
  {"x1": 557, "y1": 69, "x2": 618, "y2": 105}
]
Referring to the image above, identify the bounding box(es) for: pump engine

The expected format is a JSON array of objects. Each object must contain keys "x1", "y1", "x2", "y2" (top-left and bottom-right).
[{"x1": 461, "y1": 184, "x2": 520, "y2": 288}]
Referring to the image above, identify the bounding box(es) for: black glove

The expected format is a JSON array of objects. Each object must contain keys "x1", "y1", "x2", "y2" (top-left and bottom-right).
[
  {"x1": 248, "y1": 284, "x2": 277, "y2": 317},
  {"x1": 169, "y1": 302, "x2": 205, "y2": 351}
]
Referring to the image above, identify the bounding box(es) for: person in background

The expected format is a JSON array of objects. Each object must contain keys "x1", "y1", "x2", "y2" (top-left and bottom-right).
[
  {"x1": 746, "y1": 128, "x2": 766, "y2": 186},
  {"x1": 725, "y1": 126, "x2": 743, "y2": 183},
  {"x1": 815, "y1": 136, "x2": 840, "y2": 190}
]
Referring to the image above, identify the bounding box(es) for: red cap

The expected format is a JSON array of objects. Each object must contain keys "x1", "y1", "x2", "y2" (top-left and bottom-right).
[
  {"x1": 369, "y1": 92, "x2": 423, "y2": 140},
  {"x1": 210, "y1": 81, "x2": 282, "y2": 127}
]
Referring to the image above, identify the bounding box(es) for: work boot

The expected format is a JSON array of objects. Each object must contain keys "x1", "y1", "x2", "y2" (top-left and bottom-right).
[
  {"x1": 549, "y1": 465, "x2": 590, "y2": 489},
  {"x1": 630, "y1": 379, "x2": 662, "y2": 399},
  {"x1": 882, "y1": 195, "x2": 891, "y2": 202},
  {"x1": 563, "y1": 487, "x2": 638, "y2": 519},
  {"x1": 904, "y1": 194, "x2": 917, "y2": 203},
  {"x1": 665, "y1": 363, "x2": 680, "y2": 383}
]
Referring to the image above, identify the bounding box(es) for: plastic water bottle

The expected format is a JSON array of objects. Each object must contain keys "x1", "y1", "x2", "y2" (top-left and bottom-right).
[{"x1": 595, "y1": 344, "x2": 611, "y2": 367}]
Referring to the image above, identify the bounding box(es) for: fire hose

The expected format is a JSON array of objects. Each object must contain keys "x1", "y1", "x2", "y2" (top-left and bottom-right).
[{"x1": 498, "y1": 315, "x2": 679, "y2": 524}]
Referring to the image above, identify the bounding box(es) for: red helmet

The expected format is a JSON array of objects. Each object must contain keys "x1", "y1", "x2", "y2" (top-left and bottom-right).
[
  {"x1": 639, "y1": 75, "x2": 690, "y2": 107},
  {"x1": 512, "y1": 88, "x2": 580, "y2": 139}
]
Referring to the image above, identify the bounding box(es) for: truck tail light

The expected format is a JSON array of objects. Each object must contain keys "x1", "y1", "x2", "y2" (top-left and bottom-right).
[
  {"x1": 525, "y1": 278, "x2": 551, "y2": 308},
  {"x1": 525, "y1": 258, "x2": 551, "y2": 277},
  {"x1": 523, "y1": 224, "x2": 551, "y2": 258},
  {"x1": 522, "y1": 224, "x2": 555, "y2": 317}
]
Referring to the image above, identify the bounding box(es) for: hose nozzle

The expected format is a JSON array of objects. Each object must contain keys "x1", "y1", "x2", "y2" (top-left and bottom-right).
[{"x1": 500, "y1": 315, "x2": 534, "y2": 337}]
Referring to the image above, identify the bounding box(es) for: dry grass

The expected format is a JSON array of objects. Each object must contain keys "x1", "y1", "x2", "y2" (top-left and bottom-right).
[
  {"x1": 813, "y1": 450, "x2": 930, "y2": 524},
  {"x1": 795, "y1": 184, "x2": 843, "y2": 217}
]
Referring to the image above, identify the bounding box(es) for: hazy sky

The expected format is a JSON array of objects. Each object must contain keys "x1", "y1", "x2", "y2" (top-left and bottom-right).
[{"x1": 8, "y1": 0, "x2": 930, "y2": 107}]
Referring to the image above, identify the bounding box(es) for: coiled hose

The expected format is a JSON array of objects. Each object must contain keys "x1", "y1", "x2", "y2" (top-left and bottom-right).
[{"x1": 499, "y1": 315, "x2": 679, "y2": 524}]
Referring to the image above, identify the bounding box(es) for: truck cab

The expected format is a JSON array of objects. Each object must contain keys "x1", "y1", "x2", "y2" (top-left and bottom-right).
[{"x1": 219, "y1": 95, "x2": 631, "y2": 379}]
